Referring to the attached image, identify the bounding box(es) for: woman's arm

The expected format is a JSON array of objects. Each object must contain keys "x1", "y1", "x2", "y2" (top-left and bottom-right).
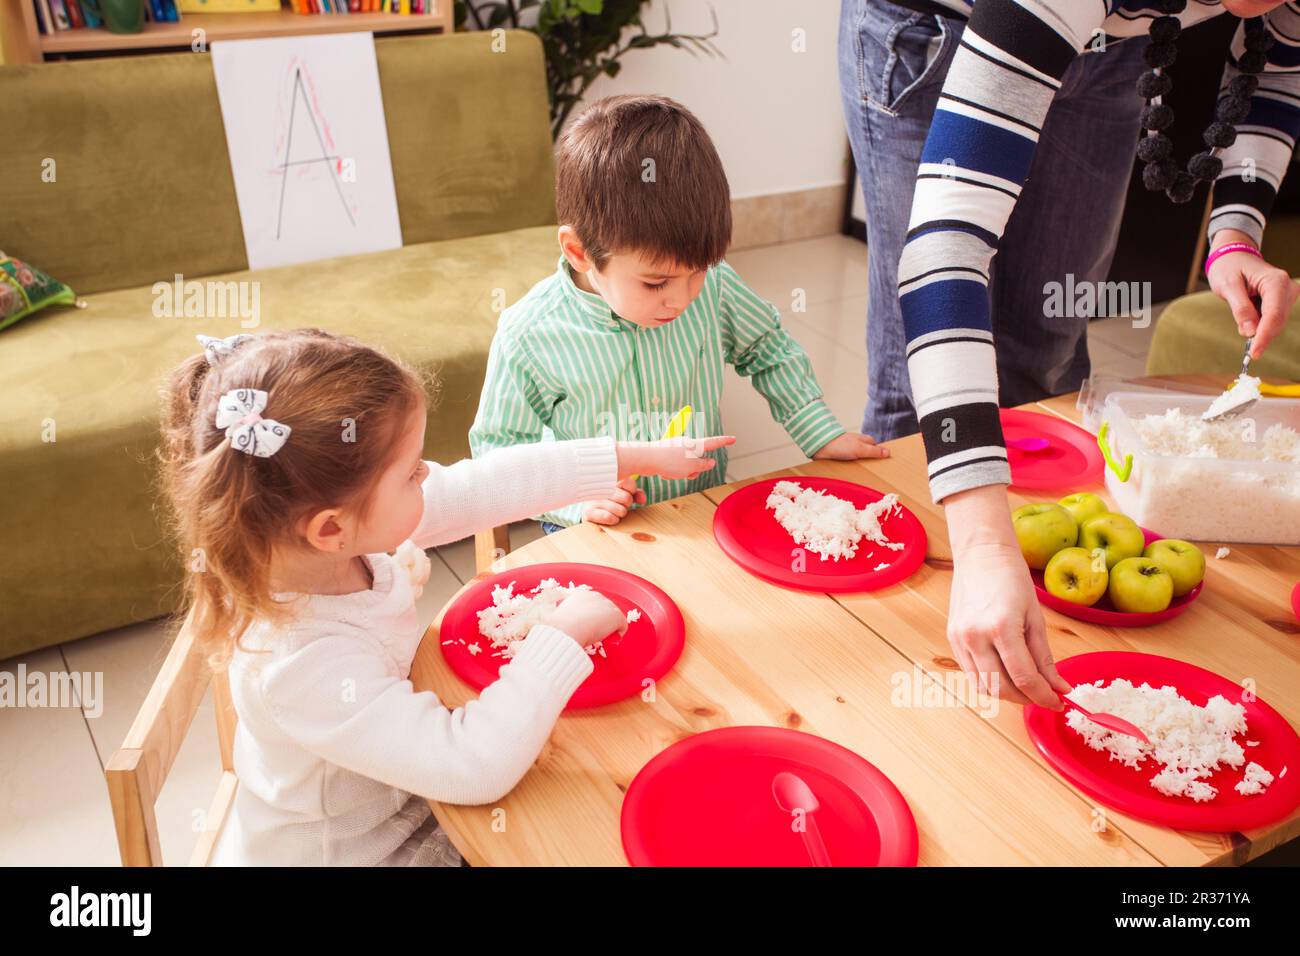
[
  {"x1": 897, "y1": 0, "x2": 1106, "y2": 505},
  {"x1": 1205, "y1": 10, "x2": 1300, "y2": 357}
]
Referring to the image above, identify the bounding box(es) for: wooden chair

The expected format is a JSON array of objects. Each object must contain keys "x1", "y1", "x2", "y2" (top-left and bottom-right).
[
  {"x1": 474, "y1": 525, "x2": 511, "y2": 574},
  {"x1": 105, "y1": 608, "x2": 239, "y2": 866}
]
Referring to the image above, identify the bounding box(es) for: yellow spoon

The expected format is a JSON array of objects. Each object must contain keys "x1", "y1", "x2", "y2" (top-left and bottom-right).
[
  {"x1": 1260, "y1": 382, "x2": 1300, "y2": 397},
  {"x1": 629, "y1": 405, "x2": 693, "y2": 482}
]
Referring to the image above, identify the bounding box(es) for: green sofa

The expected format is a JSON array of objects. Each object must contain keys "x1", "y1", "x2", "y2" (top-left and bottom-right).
[
  {"x1": 0, "y1": 32, "x2": 560, "y2": 659},
  {"x1": 1148, "y1": 223, "x2": 1300, "y2": 379}
]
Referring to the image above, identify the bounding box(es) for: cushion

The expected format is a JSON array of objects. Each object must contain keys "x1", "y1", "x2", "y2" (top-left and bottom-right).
[{"x1": 0, "y1": 253, "x2": 77, "y2": 332}]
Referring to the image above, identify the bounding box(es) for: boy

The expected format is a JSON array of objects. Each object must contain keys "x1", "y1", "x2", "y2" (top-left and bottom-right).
[{"x1": 470, "y1": 94, "x2": 886, "y2": 530}]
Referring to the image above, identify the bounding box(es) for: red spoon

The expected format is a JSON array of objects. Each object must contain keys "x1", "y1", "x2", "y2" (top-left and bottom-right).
[
  {"x1": 1008, "y1": 436, "x2": 1051, "y2": 452},
  {"x1": 1059, "y1": 692, "x2": 1151, "y2": 745},
  {"x1": 771, "y1": 772, "x2": 833, "y2": 867}
]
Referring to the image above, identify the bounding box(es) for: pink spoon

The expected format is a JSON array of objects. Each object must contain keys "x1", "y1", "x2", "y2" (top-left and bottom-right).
[
  {"x1": 772, "y1": 772, "x2": 833, "y2": 867},
  {"x1": 1059, "y1": 692, "x2": 1151, "y2": 745},
  {"x1": 1008, "y1": 436, "x2": 1051, "y2": 452}
]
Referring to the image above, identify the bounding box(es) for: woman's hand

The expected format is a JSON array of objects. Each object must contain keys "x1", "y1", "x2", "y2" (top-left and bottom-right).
[
  {"x1": 1207, "y1": 229, "x2": 1300, "y2": 358},
  {"x1": 615, "y1": 435, "x2": 736, "y2": 481},
  {"x1": 943, "y1": 485, "x2": 1070, "y2": 709}
]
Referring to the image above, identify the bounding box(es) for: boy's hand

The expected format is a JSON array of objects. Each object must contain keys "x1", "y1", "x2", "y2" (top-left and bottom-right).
[
  {"x1": 582, "y1": 478, "x2": 646, "y2": 526},
  {"x1": 545, "y1": 589, "x2": 628, "y2": 649},
  {"x1": 812, "y1": 432, "x2": 889, "y2": 461}
]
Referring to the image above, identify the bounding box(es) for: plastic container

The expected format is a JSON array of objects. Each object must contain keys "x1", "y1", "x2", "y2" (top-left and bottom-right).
[{"x1": 1080, "y1": 378, "x2": 1300, "y2": 545}]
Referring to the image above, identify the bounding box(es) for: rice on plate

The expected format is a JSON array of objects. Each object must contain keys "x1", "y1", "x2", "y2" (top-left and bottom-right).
[
  {"x1": 1065, "y1": 678, "x2": 1280, "y2": 803},
  {"x1": 472, "y1": 578, "x2": 639, "y2": 660},
  {"x1": 765, "y1": 480, "x2": 904, "y2": 562}
]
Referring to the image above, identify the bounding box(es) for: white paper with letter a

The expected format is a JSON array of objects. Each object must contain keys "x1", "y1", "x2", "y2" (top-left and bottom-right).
[{"x1": 212, "y1": 32, "x2": 403, "y2": 270}]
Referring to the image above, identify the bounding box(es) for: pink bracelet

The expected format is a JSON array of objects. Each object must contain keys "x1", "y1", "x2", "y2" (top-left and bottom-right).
[{"x1": 1205, "y1": 242, "x2": 1262, "y2": 277}]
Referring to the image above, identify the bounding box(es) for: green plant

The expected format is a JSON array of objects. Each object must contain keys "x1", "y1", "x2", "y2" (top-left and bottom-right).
[{"x1": 456, "y1": 0, "x2": 721, "y2": 139}]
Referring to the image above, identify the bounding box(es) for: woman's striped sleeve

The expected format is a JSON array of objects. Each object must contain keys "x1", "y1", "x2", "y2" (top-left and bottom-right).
[
  {"x1": 1209, "y1": 6, "x2": 1300, "y2": 246},
  {"x1": 897, "y1": 0, "x2": 1105, "y2": 503}
]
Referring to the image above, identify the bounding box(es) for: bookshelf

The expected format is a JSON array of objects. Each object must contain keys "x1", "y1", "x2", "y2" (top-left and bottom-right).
[{"x1": 1, "y1": 1, "x2": 451, "y2": 63}]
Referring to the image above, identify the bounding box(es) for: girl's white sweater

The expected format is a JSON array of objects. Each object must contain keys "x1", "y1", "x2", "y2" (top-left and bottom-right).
[{"x1": 210, "y1": 437, "x2": 619, "y2": 866}]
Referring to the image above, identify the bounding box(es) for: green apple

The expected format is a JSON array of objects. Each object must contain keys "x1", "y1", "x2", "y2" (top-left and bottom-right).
[
  {"x1": 1143, "y1": 538, "x2": 1205, "y2": 597},
  {"x1": 1044, "y1": 547, "x2": 1109, "y2": 606},
  {"x1": 1057, "y1": 492, "x2": 1108, "y2": 528},
  {"x1": 1078, "y1": 512, "x2": 1145, "y2": 570},
  {"x1": 1108, "y1": 556, "x2": 1174, "y2": 613},
  {"x1": 1012, "y1": 503, "x2": 1079, "y2": 570}
]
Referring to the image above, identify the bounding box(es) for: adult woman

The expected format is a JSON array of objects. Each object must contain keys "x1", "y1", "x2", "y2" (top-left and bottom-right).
[{"x1": 839, "y1": 0, "x2": 1300, "y2": 707}]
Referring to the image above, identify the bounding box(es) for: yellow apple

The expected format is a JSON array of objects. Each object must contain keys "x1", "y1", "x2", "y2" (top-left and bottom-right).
[
  {"x1": 1057, "y1": 492, "x2": 1108, "y2": 528},
  {"x1": 1143, "y1": 539, "x2": 1205, "y2": 597},
  {"x1": 1044, "y1": 547, "x2": 1109, "y2": 606},
  {"x1": 1078, "y1": 512, "x2": 1145, "y2": 570},
  {"x1": 1108, "y1": 556, "x2": 1173, "y2": 613},
  {"x1": 1012, "y1": 503, "x2": 1079, "y2": 570}
]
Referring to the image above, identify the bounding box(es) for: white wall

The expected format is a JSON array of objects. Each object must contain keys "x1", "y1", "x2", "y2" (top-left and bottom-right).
[{"x1": 577, "y1": 0, "x2": 850, "y2": 200}]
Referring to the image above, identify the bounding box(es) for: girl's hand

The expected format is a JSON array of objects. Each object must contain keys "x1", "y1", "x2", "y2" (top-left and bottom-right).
[
  {"x1": 1207, "y1": 229, "x2": 1300, "y2": 358},
  {"x1": 582, "y1": 478, "x2": 645, "y2": 526},
  {"x1": 812, "y1": 432, "x2": 890, "y2": 461},
  {"x1": 943, "y1": 485, "x2": 1070, "y2": 709},
  {"x1": 616, "y1": 435, "x2": 736, "y2": 481},
  {"x1": 545, "y1": 589, "x2": 628, "y2": 649}
]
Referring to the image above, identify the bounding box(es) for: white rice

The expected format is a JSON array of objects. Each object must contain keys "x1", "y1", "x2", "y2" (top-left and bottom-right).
[
  {"x1": 1117, "y1": 409, "x2": 1300, "y2": 543},
  {"x1": 476, "y1": 577, "x2": 634, "y2": 659},
  {"x1": 1065, "y1": 679, "x2": 1256, "y2": 803},
  {"x1": 1234, "y1": 761, "x2": 1275, "y2": 796},
  {"x1": 1215, "y1": 547, "x2": 1231, "y2": 560},
  {"x1": 1202, "y1": 375, "x2": 1261, "y2": 422},
  {"x1": 1136, "y1": 407, "x2": 1299, "y2": 461},
  {"x1": 765, "y1": 480, "x2": 903, "y2": 562}
]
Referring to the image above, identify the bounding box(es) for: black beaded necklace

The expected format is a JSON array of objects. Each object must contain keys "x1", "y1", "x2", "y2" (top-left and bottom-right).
[{"x1": 1136, "y1": 0, "x2": 1274, "y2": 204}]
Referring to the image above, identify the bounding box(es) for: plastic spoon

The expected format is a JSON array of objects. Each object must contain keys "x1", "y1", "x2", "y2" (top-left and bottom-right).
[
  {"x1": 771, "y1": 772, "x2": 833, "y2": 867},
  {"x1": 1202, "y1": 338, "x2": 1258, "y2": 422},
  {"x1": 1260, "y1": 382, "x2": 1300, "y2": 397},
  {"x1": 1059, "y1": 692, "x2": 1151, "y2": 746},
  {"x1": 1007, "y1": 436, "x2": 1051, "y2": 453}
]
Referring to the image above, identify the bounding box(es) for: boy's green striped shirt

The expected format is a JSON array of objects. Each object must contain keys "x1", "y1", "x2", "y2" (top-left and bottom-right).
[{"x1": 470, "y1": 257, "x2": 846, "y2": 527}]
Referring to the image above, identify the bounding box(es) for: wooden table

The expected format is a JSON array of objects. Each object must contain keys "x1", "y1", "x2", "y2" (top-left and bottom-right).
[{"x1": 410, "y1": 381, "x2": 1300, "y2": 866}]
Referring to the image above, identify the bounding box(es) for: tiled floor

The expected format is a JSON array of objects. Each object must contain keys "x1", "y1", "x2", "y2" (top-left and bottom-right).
[{"x1": 0, "y1": 234, "x2": 1159, "y2": 866}]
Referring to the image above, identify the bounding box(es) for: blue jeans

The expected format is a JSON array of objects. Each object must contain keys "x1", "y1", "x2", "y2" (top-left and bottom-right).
[
  {"x1": 539, "y1": 521, "x2": 565, "y2": 536},
  {"x1": 838, "y1": 0, "x2": 1150, "y2": 441}
]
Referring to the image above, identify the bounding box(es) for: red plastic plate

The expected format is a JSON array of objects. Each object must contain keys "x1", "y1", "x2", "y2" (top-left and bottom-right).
[
  {"x1": 1031, "y1": 528, "x2": 1203, "y2": 627},
  {"x1": 437, "y1": 562, "x2": 684, "y2": 710},
  {"x1": 1001, "y1": 408, "x2": 1104, "y2": 490},
  {"x1": 1025, "y1": 652, "x2": 1300, "y2": 832},
  {"x1": 620, "y1": 726, "x2": 919, "y2": 866},
  {"x1": 712, "y1": 476, "x2": 927, "y2": 593}
]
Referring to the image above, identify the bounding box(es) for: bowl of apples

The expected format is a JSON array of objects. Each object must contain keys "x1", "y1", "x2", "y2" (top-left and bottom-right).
[{"x1": 1013, "y1": 492, "x2": 1205, "y2": 627}]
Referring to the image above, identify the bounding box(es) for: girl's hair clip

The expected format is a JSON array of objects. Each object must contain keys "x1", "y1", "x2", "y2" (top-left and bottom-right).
[
  {"x1": 215, "y1": 388, "x2": 291, "y2": 458},
  {"x1": 197, "y1": 333, "x2": 254, "y2": 365}
]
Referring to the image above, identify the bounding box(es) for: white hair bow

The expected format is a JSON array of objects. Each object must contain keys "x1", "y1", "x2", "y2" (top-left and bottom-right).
[
  {"x1": 215, "y1": 388, "x2": 291, "y2": 458},
  {"x1": 197, "y1": 333, "x2": 253, "y2": 365}
]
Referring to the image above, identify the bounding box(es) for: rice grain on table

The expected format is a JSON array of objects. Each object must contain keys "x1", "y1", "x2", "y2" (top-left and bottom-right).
[{"x1": 765, "y1": 480, "x2": 903, "y2": 562}]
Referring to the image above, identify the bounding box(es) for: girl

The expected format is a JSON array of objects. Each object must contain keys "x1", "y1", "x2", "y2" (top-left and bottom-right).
[{"x1": 159, "y1": 328, "x2": 732, "y2": 866}]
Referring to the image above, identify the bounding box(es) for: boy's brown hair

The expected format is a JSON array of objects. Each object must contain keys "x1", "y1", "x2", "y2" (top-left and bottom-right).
[
  {"x1": 157, "y1": 329, "x2": 429, "y2": 662},
  {"x1": 555, "y1": 94, "x2": 732, "y2": 271}
]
